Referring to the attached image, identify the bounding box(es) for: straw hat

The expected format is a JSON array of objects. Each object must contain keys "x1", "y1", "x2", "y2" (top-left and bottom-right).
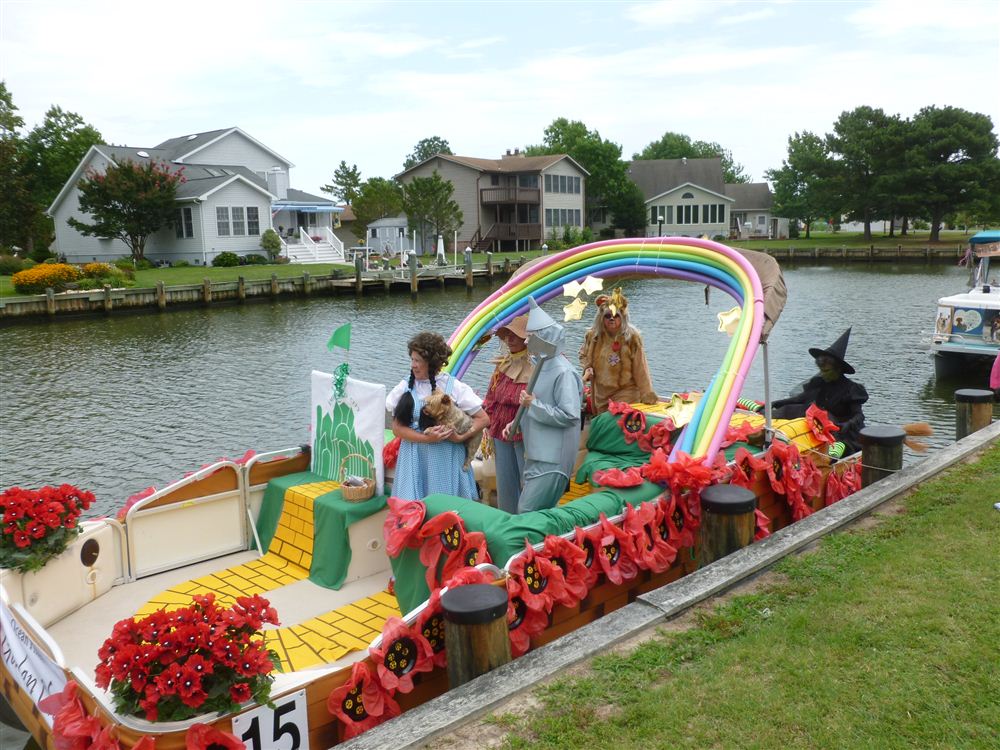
[{"x1": 497, "y1": 314, "x2": 529, "y2": 341}]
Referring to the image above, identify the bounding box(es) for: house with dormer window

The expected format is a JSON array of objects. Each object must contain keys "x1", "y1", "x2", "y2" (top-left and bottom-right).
[{"x1": 48, "y1": 127, "x2": 344, "y2": 265}]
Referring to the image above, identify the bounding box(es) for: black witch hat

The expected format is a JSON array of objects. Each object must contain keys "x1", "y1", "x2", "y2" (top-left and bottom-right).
[{"x1": 809, "y1": 327, "x2": 855, "y2": 375}]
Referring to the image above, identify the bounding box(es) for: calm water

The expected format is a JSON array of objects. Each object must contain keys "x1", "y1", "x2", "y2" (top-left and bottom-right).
[{"x1": 0, "y1": 262, "x2": 989, "y2": 518}]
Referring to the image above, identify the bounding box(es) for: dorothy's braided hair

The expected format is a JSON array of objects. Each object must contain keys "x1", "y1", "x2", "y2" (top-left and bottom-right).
[{"x1": 393, "y1": 332, "x2": 453, "y2": 427}]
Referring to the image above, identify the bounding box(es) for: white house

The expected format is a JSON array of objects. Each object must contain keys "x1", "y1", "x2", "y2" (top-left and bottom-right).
[{"x1": 48, "y1": 127, "x2": 343, "y2": 265}]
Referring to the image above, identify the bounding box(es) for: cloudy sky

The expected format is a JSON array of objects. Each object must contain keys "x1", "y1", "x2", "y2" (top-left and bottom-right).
[{"x1": 2, "y1": 0, "x2": 998, "y2": 197}]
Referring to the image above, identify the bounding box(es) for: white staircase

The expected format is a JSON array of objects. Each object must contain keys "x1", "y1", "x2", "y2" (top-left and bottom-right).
[{"x1": 281, "y1": 228, "x2": 345, "y2": 264}]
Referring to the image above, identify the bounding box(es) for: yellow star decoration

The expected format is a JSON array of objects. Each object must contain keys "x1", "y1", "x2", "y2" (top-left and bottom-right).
[
  {"x1": 717, "y1": 306, "x2": 742, "y2": 337},
  {"x1": 562, "y1": 275, "x2": 604, "y2": 298},
  {"x1": 661, "y1": 392, "x2": 701, "y2": 428},
  {"x1": 563, "y1": 296, "x2": 588, "y2": 321}
]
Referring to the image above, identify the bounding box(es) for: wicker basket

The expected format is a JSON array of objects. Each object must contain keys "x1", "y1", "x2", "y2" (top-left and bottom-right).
[{"x1": 339, "y1": 453, "x2": 376, "y2": 502}]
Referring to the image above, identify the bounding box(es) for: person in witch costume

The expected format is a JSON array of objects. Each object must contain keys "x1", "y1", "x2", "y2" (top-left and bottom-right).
[
  {"x1": 578, "y1": 287, "x2": 658, "y2": 415},
  {"x1": 503, "y1": 298, "x2": 583, "y2": 513},
  {"x1": 771, "y1": 328, "x2": 869, "y2": 457}
]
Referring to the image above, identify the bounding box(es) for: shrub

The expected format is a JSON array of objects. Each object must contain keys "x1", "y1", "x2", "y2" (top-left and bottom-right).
[
  {"x1": 0, "y1": 485, "x2": 95, "y2": 573},
  {"x1": 11, "y1": 263, "x2": 81, "y2": 294},
  {"x1": 212, "y1": 251, "x2": 240, "y2": 267},
  {"x1": 243, "y1": 253, "x2": 269, "y2": 265},
  {"x1": 0, "y1": 254, "x2": 27, "y2": 275},
  {"x1": 260, "y1": 228, "x2": 282, "y2": 259},
  {"x1": 174, "y1": 260, "x2": 191, "y2": 268},
  {"x1": 82, "y1": 262, "x2": 115, "y2": 278},
  {"x1": 29, "y1": 246, "x2": 55, "y2": 263}
]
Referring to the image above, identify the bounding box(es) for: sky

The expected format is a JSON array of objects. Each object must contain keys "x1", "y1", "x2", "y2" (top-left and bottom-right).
[{"x1": 2, "y1": 0, "x2": 998, "y2": 199}]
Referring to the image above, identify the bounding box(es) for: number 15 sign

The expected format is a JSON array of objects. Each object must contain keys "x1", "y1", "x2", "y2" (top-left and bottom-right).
[{"x1": 231, "y1": 689, "x2": 310, "y2": 750}]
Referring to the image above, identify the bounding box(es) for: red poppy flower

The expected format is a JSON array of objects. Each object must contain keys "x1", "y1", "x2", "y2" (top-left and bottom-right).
[
  {"x1": 592, "y1": 466, "x2": 644, "y2": 488},
  {"x1": 441, "y1": 530, "x2": 491, "y2": 583},
  {"x1": 541, "y1": 534, "x2": 591, "y2": 606},
  {"x1": 636, "y1": 419, "x2": 674, "y2": 453},
  {"x1": 592, "y1": 513, "x2": 639, "y2": 585},
  {"x1": 805, "y1": 403, "x2": 840, "y2": 445},
  {"x1": 763, "y1": 440, "x2": 796, "y2": 496},
  {"x1": 730, "y1": 447, "x2": 766, "y2": 489},
  {"x1": 722, "y1": 418, "x2": 759, "y2": 448},
  {"x1": 657, "y1": 492, "x2": 695, "y2": 550},
  {"x1": 507, "y1": 541, "x2": 567, "y2": 614},
  {"x1": 640, "y1": 447, "x2": 672, "y2": 485},
  {"x1": 607, "y1": 400, "x2": 630, "y2": 415},
  {"x1": 623, "y1": 502, "x2": 677, "y2": 573},
  {"x1": 418, "y1": 511, "x2": 466, "y2": 589},
  {"x1": 507, "y1": 593, "x2": 549, "y2": 657},
  {"x1": 616, "y1": 408, "x2": 647, "y2": 442},
  {"x1": 185, "y1": 723, "x2": 245, "y2": 750},
  {"x1": 823, "y1": 470, "x2": 844, "y2": 506},
  {"x1": 415, "y1": 589, "x2": 448, "y2": 668},
  {"x1": 327, "y1": 661, "x2": 401, "y2": 740},
  {"x1": 370, "y1": 617, "x2": 435, "y2": 693},
  {"x1": 754, "y1": 509, "x2": 772, "y2": 540},
  {"x1": 667, "y1": 451, "x2": 715, "y2": 499},
  {"x1": 383, "y1": 496, "x2": 426, "y2": 557},
  {"x1": 383, "y1": 436, "x2": 401, "y2": 469},
  {"x1": 572, "y1": 526, "x2": 602, "y2": 590}
]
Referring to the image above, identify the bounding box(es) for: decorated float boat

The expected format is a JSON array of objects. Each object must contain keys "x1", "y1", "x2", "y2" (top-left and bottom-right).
[
  {"x1": 1, "y1": 238, "x2": 863, "y2": 750},
  {"x1": 930, "y1": 229, "x2": 1000, "y2": 377}
]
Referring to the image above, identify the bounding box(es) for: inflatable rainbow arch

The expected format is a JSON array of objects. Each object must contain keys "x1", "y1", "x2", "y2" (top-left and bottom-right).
[{"x1": 445, "y1": 237, "x2": 765, "y2": 464}]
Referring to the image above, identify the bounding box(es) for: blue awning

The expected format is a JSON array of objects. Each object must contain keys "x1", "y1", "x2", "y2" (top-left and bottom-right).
[
  {"x1": 970, "y1": 230, "x2": 1000, "y2": 245},
  {"x1": 272, "y1": 204, "x2": 343, "y2": 214}
]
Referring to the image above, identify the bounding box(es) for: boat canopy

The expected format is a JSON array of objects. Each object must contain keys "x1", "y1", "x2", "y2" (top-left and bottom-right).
[{"x1": 970, "y1": 230, "x2": 1000, "y2": 257}]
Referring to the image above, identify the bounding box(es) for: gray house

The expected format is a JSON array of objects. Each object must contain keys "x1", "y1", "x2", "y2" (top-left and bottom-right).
[
  {"x1": 396, "y1": 150, "x2": 589, "y2": 253},
  {"x1": 49, "y1": 127, "x2": 343, "y2": 265}
]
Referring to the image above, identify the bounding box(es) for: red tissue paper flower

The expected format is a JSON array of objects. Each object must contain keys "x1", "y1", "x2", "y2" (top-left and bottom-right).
[
  {"x1": 383, "y1": 496, "x2": 426, "y2": 557},
  {"x1": 730, "y1": 447, "x2": 766, "y2": 490},
  {"x1": 1, "y1": 484, "x2": 94, "y2": 573},
  {"x1": 541, "y1": 533, "x2": 592, "y2": 606},
  {"x1": 95, "y1": 593, "x2": 279, "y2": 722},
  {"x1": 506, "y1": 592, "x2": 549, "y2": 657},
  {"x1": 441, "y1": 529, "x2": 491, "y2": 582},
  {"x1": 507, "y1": 540, "x2": 568, "y2": 614},
  {"x1": 117, "y1": 486, "x2": 156, "y2": 522},
  {"x1": 383, "y1": 436, "x2": 401, "y2": 469},
  {"x1": 636, "y1": 419, "x2": 674, "y2": 454},
  {"x1": 370, "y1": 617, "x2": 435, "y2": 694},
  {"x1": 186, "y1": 723, "x2": 245, "y2": 750},
  {"x1": 592, "y1": 466, "x2": 644, "y2": 488},
  {"x1": 572, "y1": 526, "x2": 602, "y2": 591},
  {"x1": 623, "y1": 502, "x2": 678, "y2": 574},
  {"x1": 754, "y1": 509, "x2": 772, "y2": 540},
  {"x1": 418, "y1": 511, "x2": 466, "y2": 590},
  {"x1": 657, "y1": 492, "x2": 695, "y2": 550},
  {"x1": 416, "y1": 565, "x2": 497, "y2": 666},
  {"x1": 722, "y1": 418, "x2": 759, "y2": 448},
  {"x1": 38, "y1": 680, "x2": 102, "y2": 750},
  {"x1": 616, "y1": 408, "x2": 647, "y2": 443},
  {"x1": 805, "y1": 403, "x2": 840, "y2": 445},
  {"x1": 607, "y1": 400, "x2": 631, "y2": 416},
  {"x1": 327, "y1": 661, "x2": 401, "y2": 740},
  {"x1": 591, "y1": 513, "x2": 639, "y2": 586},
  {"x1": 640, "y1": 447, "x2": 672, "y2": 486}
]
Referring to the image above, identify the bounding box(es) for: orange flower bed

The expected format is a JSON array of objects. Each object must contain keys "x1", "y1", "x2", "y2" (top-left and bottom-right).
[{"x1": 11, "y1": 263, "x2": 80, "y2": 294}]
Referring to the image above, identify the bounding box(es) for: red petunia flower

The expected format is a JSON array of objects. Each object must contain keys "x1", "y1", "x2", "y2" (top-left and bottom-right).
[
  {"x1": 370, "y1": 617, "x2": 435, "y2": 694},
  {"x1": 591, "y1": 513, "x2": 639, "y2": 585},
  {"x1": 542, "y1": 533, "x2": 592, "y2": 606},
  {"x1": 327, "y1": 661, "x2": 401, "y2": 740},
  {"x1": 383, "y1": 496, "x2": 426, "y2": 557},
  {"x1": 507, "y1": 541, "x2": 568, "y2": 614},
  {"x1": 441, "y1": 530, "x2": 491, "y2": 583},
  {"x1": 418, "y1": 511, "x2": 466, "y2": 589},
  {"x1": 229, "y1": 682, "x2": 252, "y2": 703},
  {"x1": 754, "y1": 509, "x2": 771, "y2": 540},
  {"x1": 592, "y1": 466, "x2": 644, "y2": 488},
  {"x1": 805, "y1": 403, "x2": 840, "y2": 445},
  {"x1": 185, "y1": 722, "x2": 245, "y2": 750},
  {"x1": 507, "y1": 594, "x2": 549, "y2": 657},
  {"x1": 622, "y1": 501, "x2": 677, "y2": 573}
]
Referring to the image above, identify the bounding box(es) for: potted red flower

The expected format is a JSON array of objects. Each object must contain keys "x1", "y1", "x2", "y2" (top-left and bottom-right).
[
  {"x1": 1, "y1": 484, "x2": 94, "y2": 573},
  {"x1": 95, "y1": 593, "x2": 280, "y2": 722}
]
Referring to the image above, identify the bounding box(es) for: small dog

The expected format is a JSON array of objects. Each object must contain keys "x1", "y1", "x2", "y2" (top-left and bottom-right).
[{"x1": 420, "y1": 390, "x2": 483, "y2": 469}]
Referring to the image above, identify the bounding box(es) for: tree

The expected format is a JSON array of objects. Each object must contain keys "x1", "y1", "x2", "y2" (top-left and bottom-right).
[
  {"x1": 351, "y1": 177, "x2": 403, "y2": 242},
  {"x1": 401, "y1": 172, "x2": 463, "y2": 254},
  {"x1": 21, "y1": 106, "x2": 102, "y2": 252},
  {"x1": 765, "y1": 131, "x2": 835, "y2": 239},
  {"x1": 0, "y1": 81, "x2": 34, "y2": 252},
  {"x1": 825, "y1": 106, "x2": 901, "y2": 241},
  {"x1": 321, "y1": 161, "x2": 362, "y2": 204},
  {"x1": 904, "y1": 106, "x2": 1000, "y2": 242},
  {"x1": 403, "y1": 136, "x2": 452, "y2": 170},
  {"x1": 67, "y1": 159, "x2": 185, "y2": 261},
  {"x1": 633, "y1": 131, "x2": 751, "y2": 183},
  {"x1": 607, "y1": 180, "x2": 647, "y2": 236},
  {"x1": 526, "y1": 118, "x2": 629, "y2": 210}
]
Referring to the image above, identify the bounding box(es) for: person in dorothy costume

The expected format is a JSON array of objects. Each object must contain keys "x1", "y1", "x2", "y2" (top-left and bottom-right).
[{"x1": 387, "y1": 331, "x2": 491, "y2": 501}]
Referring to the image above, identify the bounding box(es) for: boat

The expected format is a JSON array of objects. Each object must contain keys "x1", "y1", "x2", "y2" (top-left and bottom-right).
[
  {"x1": 930, "y1": 230, "x2": 1000, "y2": 377},
  {"x1": 1, "y1": 238, "x2": 863, "y2": 750}
]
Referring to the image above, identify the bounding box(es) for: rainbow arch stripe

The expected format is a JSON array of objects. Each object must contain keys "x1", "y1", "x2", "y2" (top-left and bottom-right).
[{"x1": 445, "y1": 237, "x2": 765, "y2": 463}]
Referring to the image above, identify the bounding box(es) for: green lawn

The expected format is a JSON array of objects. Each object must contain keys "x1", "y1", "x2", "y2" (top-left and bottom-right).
[{"x1": 489, "y1": 446, "x2": 1000, "y2": 750}]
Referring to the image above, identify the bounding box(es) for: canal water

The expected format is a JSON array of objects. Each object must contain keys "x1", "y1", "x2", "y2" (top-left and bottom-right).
[{"x1": 0, "y1": 262, "x2": 990, "y2": 519}]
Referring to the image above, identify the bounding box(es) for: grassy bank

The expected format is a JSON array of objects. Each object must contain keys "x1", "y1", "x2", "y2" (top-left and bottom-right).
[{"x1": 487, "y1": 446, "x2": 1000, "y2": 750}]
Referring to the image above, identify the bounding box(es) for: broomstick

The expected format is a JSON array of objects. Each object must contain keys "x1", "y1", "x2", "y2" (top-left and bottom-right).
[{"x1": 902, "y1": 422, "x2": 933, "y2": 452}]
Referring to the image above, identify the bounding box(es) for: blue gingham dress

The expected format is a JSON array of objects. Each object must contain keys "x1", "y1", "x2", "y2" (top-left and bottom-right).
[{"x1": 391, "y1": 376, "x2": 480, "y2": 501}]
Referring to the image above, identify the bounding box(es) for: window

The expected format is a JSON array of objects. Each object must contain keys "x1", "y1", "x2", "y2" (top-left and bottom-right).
[
  {"x1": 232, "y1": 207, "x2": 246, "y2": 236},
  {"x1": 692, "y1": 205, "x2": 699, "y2": 223},
  {"x1": 650, "y1": 206, "x2": 658, "y2": 224},
  {"x1": 666, "y1": 205, "x2": 673, "y2": 224},
  {"x1": 247, "y1": 207, "x2": 259, "y2": 235},
  {"x1": 574, "y1": 209, "x2": 581, "y2": 226},
  {"x1": 703, "y1": 204, "x2": 709, "y2": 222},
  {"x1": 544, "y1": 174, "x2": 552, "y2": 192},
  {"x1": 575, "y1": 176, "x2": 581, "y2": 194},
  {"x1": 709, "y1": 205, "x2": 717, "y2": 223},
  {"x1": 684, "y1": 205, "x2": 691, "y2": 223},
  {"x1": 545, "y1": 208, "x2": 552, "y2": 225},
  {"x1": 682, "y1": 191, "x2": 694, "y2": 199},
  {"x1": 758, "y1": 215, "x2": 767, "y2": 226},
  {"x1": 519, "y1": 174, "x2": 538, "y2": 188},
  {"x1": 216, "y1": 207, "x2": 230, "y2": 236},
  {"x1": 371, "y1": 228, "x2": 377, "y2": 238},
  {"x1": 175, "y1": 207, "x2": 194, "y2": 238},
  {"x1": 491, "y1": 174, "x2": 500, "y2": 186},
  {"x1": 718, "y1": 204, "x2": 725, "y2": 224},
  {"x1": 559, "y1": 175, "x2": 568, "y2": 193}
]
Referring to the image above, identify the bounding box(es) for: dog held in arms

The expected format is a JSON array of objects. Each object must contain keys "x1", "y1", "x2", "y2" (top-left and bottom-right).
[{"x1": 420, "y1": 390, "x2": 484, "y2": 469}]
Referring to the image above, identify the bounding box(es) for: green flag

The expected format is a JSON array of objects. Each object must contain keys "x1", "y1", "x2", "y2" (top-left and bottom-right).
[{"x1": 327, "y1": 323, "x2": 351, "y2": 352}]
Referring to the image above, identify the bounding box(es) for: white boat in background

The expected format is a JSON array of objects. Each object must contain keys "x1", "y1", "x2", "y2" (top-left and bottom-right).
[{"x1": 930, "y1": 230, "x2": 1000, "y2": 377}]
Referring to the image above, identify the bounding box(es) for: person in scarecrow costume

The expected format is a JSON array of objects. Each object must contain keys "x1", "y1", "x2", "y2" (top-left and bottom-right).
[
  {"x1": 771, "y1": 328, "x2": 869, "y2": 456},
  {"x1": 578, "y1": 287, "x2": 658, "y2": 415},
  {"x1": 503, "y1": 298, "x2": 583, "y2": 513}
]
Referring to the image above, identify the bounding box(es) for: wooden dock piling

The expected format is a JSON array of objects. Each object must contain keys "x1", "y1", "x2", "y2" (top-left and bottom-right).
[
  {"x1": 697, "y1": 484, "x2": 757, "y2": 567},
  {"x1": 859, "y1": 426, "x2": 905, "y2": 487},
  {"x1": 202, "y1": 278, "x2": 212, "y2": 305},
  {"x1": 442, "y1": 584, "x2": 511, "y2": 688},
  {"x1": 103, "y1": 284, "x2": 112, "y2": 313},
  {"x1": 354, "y1": 255, "x2": 364, "y2": 296},
  {"x1": 156, "y1": 281, "x2": 166, "y2": 309},
  {"x1": 237, "y1": 276, "x2": 246, "y2": 302},
  {"x1": 955, "y1": 388, "x2": 994, "y2": 440}
]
